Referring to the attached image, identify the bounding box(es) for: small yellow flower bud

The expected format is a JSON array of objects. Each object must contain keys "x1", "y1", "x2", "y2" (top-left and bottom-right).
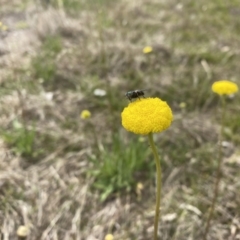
[
  {"x1": 17, "y1": 225, "x2": 29, "y2": 238},
  {"x1": 179, "y1": 102, "x2": 186, "y2": 109},
  {"x1": 143, "y1": 46, "x2": 153, "y2": 54},
  {"x1": 80, "y1": 110, "x2": 91, "y2": 119},
  {"x1": 136, "y1": 182, "x2": 144, "y2": 200},
  {"x1": 104, "y1": 233, "x2": 114, "y2": 240}
]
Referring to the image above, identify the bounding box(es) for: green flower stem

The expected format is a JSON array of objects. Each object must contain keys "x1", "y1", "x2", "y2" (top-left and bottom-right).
[
  {"x1": 148, "y1": 132, "x2": 162, "y2": 240},
  {"x1": 203, "y1": 96, "x2": 226, "y2": 240}
]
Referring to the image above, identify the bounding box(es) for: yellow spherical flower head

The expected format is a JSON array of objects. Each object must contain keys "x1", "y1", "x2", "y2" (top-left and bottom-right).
[
  {"x1": 121, "y1": 98, "x2": 173, "y2": 135},
  {"x1": 104, "y1": 234, "x2": 114, "y2": 240},
  {"x1": 212, "y1": 80, "x2": 238, "y2": 95},
  {"x1": 17, "y1": 225, "x2": 29, "y2": 237},
  {"x1": 80, "y1": 110, "x2": 91, "y2": 119},
  {"x1": 143, "y1": 46, "x2": 153, "y2": 54}
]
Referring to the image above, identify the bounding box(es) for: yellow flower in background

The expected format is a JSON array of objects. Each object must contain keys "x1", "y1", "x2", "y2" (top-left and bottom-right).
[
  {"x1": 136, "y1": 182, "x2": 144, "y2": 200},
  {"x1": 17, "y1": 225, "x2": 29, "y2": 237},
  {"x1": 80, "y1": 110, "x2": 91, "y2": 119},
  {"x1": 2, "y1": 25, "x2": 8, "y2": 31},
  {"x1": 0, "y1": 22, "x2": 8, "y2": 31},
  {"x1": 137, "y1": 182, "x2": 144, "y2": 189},
  {"x1": 212, "y1": 80, "x2": 238, "y2": 95},
  {"x1": 136, "y1": 182, "x2": 144, "y2": 194},
  {"x1": 143, "y1": 46, "x2": 153, "y2": 54},
  {"x1": 104, "y1": 234, "x2": 114, "y2": 240},
  {"x1": 179, "y1": 102, "x2": 186, "y2": 109},
  {"x1": 121, "y1": 98, "x2": 173, "y2": 135}
]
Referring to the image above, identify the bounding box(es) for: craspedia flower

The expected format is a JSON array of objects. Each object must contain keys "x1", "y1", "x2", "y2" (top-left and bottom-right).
[
  {"x1": 17, "y1": 225, "x2": 29, "y2": 238},
  {"x1": 143, "y1": 46, "x2": 153, "y2": 54},
  {"x1": 212, "y1": 80, "x2": 238, "y2": 95},
  {"x1": 121, "y1": 98, "x2": 173, "y2": 135},
  {"x1": 80, "y1": 110, "x2": 91, "y2": 119},
  {"x1": 104, "y1": 234, "x2": 114, "y2": 240}
]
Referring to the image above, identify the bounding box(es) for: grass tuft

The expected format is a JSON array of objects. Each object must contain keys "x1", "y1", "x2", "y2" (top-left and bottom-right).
[{"x1": 89, "y1": 132, "x2": 153, "y2": 201}]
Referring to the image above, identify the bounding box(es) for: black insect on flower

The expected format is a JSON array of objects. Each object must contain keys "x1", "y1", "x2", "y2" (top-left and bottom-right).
[{"x1": 125, "y1": 89, "x2": 147, "y2": 101}]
